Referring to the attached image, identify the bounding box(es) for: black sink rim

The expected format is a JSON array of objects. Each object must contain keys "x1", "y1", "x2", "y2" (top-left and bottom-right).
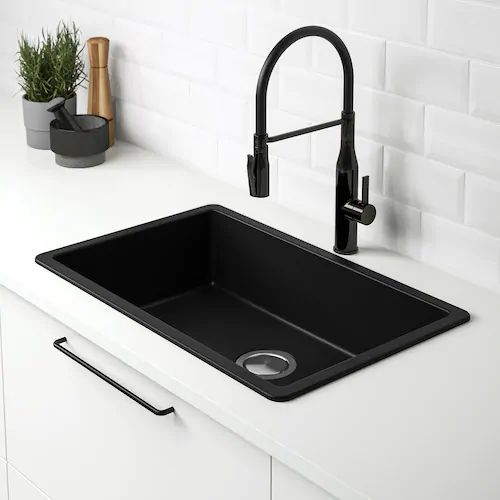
[{"x1": 35, "y1": 205, "x2": 470, "y2": 401}]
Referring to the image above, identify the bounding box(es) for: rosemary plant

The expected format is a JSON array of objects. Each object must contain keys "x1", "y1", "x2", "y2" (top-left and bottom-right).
[{"x1": 17, "y1": 21, "x2": 86, "y2": 102}]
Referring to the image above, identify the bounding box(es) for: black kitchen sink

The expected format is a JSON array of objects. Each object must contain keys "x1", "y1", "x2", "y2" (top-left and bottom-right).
[{"x1": 36, "y1": 205, "x2": 469, "y2": 401}]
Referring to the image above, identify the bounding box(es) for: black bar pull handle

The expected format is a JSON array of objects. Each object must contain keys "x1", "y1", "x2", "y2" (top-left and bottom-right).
[{"x1": 53, "y1": 337, "x2": 175, "y2": 416}]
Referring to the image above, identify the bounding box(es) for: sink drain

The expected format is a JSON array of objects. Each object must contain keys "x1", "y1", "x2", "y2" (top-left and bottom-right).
[{"x1": 236, "y1": 350, "x2": 297, "y2": 380}]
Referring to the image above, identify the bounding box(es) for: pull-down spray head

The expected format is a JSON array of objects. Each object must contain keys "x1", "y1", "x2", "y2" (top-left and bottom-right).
[{"x1": 247, "y1": 134, "x2": 269, "y2": 197}]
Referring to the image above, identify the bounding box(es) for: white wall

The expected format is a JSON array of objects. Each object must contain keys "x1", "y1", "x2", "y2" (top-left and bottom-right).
[{"x1": 1, "y1": 0, "x2": 500, "y2": 291}]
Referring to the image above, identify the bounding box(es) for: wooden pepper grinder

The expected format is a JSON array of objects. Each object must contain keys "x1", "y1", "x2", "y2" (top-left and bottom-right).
[{"x1": 87, "y1": 37, "x2": 114, "y2": 146}]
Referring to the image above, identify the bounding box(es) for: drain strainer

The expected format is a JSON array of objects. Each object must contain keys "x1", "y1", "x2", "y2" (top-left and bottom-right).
[{"x1": 236, "y1": 350, "x2": 297, "y2": 380}]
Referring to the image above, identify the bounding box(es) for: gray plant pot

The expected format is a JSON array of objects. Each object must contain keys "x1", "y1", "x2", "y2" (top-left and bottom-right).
[{"x1": 22, "y1": 94, "x2": 77, "y2": 150}]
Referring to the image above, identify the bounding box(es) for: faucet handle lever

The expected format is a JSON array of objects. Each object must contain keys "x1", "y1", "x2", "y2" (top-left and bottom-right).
[
  {"x1": 342, "y1": 175, "x2": 376, "y2": 226},
  {"x1": 362, "y1": 175, "x2": 369, "y2": 204}
]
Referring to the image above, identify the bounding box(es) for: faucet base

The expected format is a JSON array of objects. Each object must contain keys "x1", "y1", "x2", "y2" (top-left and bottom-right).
[{"x1": 333, "y1": 246, "x2": 359, "y2": 255}]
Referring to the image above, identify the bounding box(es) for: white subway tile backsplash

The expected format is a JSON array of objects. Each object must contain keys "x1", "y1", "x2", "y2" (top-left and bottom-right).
[
  {"x1": 112, "y1": 58, "x2": 190, "y2": 122},
  {"x1": 277, "y1": 159, "x2": 334, "y2": 223},
  {"x1": 111, "y1": 18, "x2": 164, "y2": 67},
  {"x1": 63, "y1": 0, "x2": 117, "y2": 16},
  {"x1": 356, "y1": 139, "x2": 384, "y2": 194},
  {"x1": 216, "y1": 48, "x2": 279, "y2": 104},
  {"x1": 386, "y1": 43, "x2": 469, "y2": 112},
  {"x1": 16, "y1": 0, "x2": 80, "y2": 30},
  {"x1": 251, "y1": 0, "x2": 281, "y2": 9},
  {"x1": 1, "y1": 0, "x2": 24, "y2": 21},
  {"x1": 216, "y1": 138, "x2": 249, "y2": 190},
  {"x1": 429, "y1": 0, "x2": 500, "y2": 64},
  {"x1": 425, "y1": 106, "x2": 500, "y2": 181},
  {"x1": 421, "y1": 213, "x2": 500, "y2": 289},
  {"x1": 309, "y1": 126, "x2": 341, "y2": 171},
  {"x1": 185, "y1": 85, "x2": 223, "y2": 131},
  {"x1": 247, "y1": 9, "x2": 311, "y2": 68},
  {"x1": 0, "y1": 54, "x2": 17, "y2": 97},
  {"x1": 116, "y1": 100, "x2": 168, "y2": 156},
  {"x1": 353, "y1": 0, "x2": 427, "y2": 44},
  {"x1": 52, "y1": 0, "x2": 117, "y2": 44},
  {"x1": 279, "y1": 67, "x2": 343, "y2": 122},
  {"x1": 360, "y1": 195, "x2": 423, "y2": 260},
  {"x1": 356, "y1": 88, "x2": 425, "y2": 153},
  {"x1": 284, "y1": 0, "x2": 348, "y2": 28},
  {"x1": 384, "y1": 148, "x2": 465, "y2": 221},
  {"x1": 0, "y1": 21, "x2": 21, "y2": 58},
  {"x1": 465, "y1": 174, "x2": 500, "y2": 238},
  {"x1": 118, "y1": 0, "x2": 189, "y2": 30},
  {"x1": 117, "y1": 100, "x2": 217, "y2": 172},
  {"x1": 309, "y1": 125, "x2": 340, "y2": 169},
  {"x1": 470, "y1": 61, "x2": 500, "y2": 123},
  {"x1": 266, "y1": 109, "x2": 312, "y2": 165},
  {"x1": 190, "y1": 0, "x2": 246, "y2": 49},
  {"x1": 160, "y1": 118, "x2": 218, "y2": 173},
  {"x1": 162, "y1": 31, "x2": 218, "y2": 82},
  {"x1": 313, "y1": 33, "x2": 386, "y2": 89},
  {"x1": 0, "y1": 27, "x2": 16, "y2": 77},
  {"x1": 3, "y1": 0, "x2": 500, "y2": 289},
  {"x1": 216, "y1": 48, "x2": 259, "y2": 96},
  {"x1": 188, "y1": 84, "x2": 249, "y2": 140},
  {"x1": 5, "y1": 0, "x2": 114, "y2": 56}
]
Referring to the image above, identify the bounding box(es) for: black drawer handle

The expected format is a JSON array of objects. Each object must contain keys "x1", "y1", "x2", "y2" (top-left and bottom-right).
[{"x1": 54, "y1": 337, "x2": 175, "y2": 416}]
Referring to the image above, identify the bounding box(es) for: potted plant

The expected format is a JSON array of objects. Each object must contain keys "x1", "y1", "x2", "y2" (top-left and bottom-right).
[{"x1": 17, "y1": 22, "x2": 86, "y2": 149}]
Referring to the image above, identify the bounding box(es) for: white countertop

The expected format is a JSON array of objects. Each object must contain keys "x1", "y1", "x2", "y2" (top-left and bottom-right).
[{"x1": 1, "y1": 98, "x2": 499, "y2": 500}]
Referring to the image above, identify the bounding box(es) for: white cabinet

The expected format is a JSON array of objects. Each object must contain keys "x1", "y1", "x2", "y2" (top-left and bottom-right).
[
  {"x1": 0, "y1": 315, "x2": 6, "y2": 460},
  {"x1": 0, "y1": 459, "x2": 7, "y2": 500},
  {"x1": 272, "y1": 459, "x2": 338, "y2": 500},
  {"x1": 0, "y1": 287, "x2": 270, "y2": 500},
  {"x1": 8, "y1": 466, "x2": 50, "y2": 500}
]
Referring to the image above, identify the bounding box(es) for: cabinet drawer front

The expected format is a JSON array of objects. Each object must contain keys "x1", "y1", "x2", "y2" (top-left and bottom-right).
[
  {"x1": 1, "y1": 288, "x2": 270, "y2": 500},
  {"x1": 0, "y1": 314, "x2": 6, "y2": 460},
  {"x1": 0, "y1": 459, "x2": 7, "y2": 500},
  {"x1": 272, "y1": 460, "x2": 338, "y2": 500},
  {"x1": 8, "y1": 466, "x2": 51, "y2": 500}
]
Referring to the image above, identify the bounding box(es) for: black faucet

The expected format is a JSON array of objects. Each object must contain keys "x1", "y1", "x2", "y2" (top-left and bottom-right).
[{"x1": 247, "y1": 26, "x2": 376, "y2": 255}]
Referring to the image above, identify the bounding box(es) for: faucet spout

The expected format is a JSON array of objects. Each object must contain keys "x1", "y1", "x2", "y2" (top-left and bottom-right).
[
  {"x1": 256, "y1": 26, "x2": 353, "y2": 137},
  {"x1": 247, "y1": 26, "x2": 376, "y2": 254}
]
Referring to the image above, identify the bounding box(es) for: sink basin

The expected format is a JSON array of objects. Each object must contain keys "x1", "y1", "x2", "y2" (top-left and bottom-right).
[{"x1": 36, "y1": 205, "x2": 469, "y2": 401}]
